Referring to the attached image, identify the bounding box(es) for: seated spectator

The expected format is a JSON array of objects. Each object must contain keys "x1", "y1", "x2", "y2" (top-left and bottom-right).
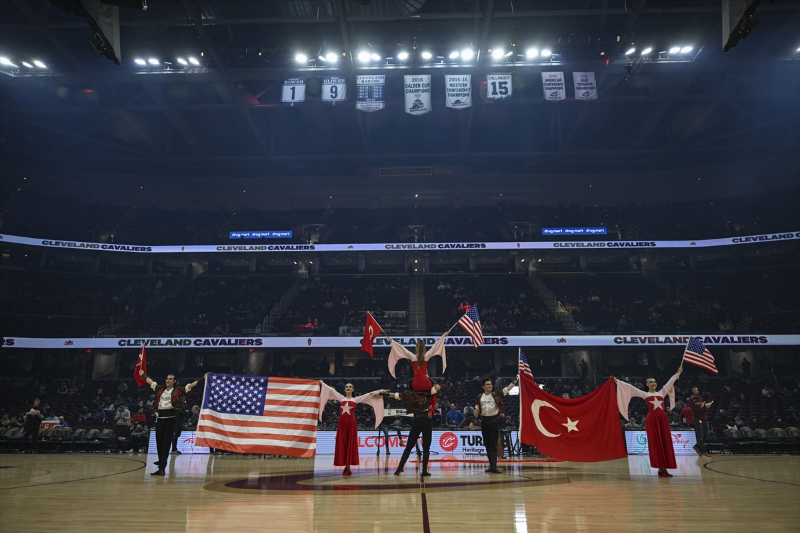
[
  {"x1": 8, "y1": 417, "x2": 22, "y2": 429},
  {"x1": 118, "y1": 382, "x2": 128, "y2": 393},
  {"x1": 445, "y1": 404, "x2": 465, "y2": 427},
  {"x1": 131, "y1": 408, "x2": 146, "y2": 424},
  {"x1": 129, "y1": 422, "x2": 148, "y2": 453},
  {"x1": 114, "y1": 420, "x2": 133, "y2": 452},
  {"x1": 0, "y1": 414, "x2": 10, "y2": 427},
  {"x1": 57, "y1": 416, "x2": 68, "y2": 428},
  {"x1": 93, "y1": 408, "x2": 107, "y2": 421},
  {"x1": 57, "y1": 383, "x2": 68, "y2": 394},
  {"x1": 184, "y1": 405, "x2": 200, "y2": 430},
  {"x1": 680, "y1": 404, "x2": 694, "y2": 426},
  {"x1": 68, "y1": 384, "x2": 78, "y2": 394}
]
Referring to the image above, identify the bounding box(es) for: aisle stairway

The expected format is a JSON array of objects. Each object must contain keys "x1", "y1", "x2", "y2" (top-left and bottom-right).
[{"x1": 408, "y1": 277, "x2": 426, "y2": 335}]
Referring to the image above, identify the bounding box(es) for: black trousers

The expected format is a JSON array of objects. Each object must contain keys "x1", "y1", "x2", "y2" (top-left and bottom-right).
[
  {"x1": 155, "y1": 416, "x2": 178, "y2": 467},
  {"x1": 380, "y1": 423, "x2": 403, "y2": 451},
  {"x1": 171, "y1": 411, "x2": 183, "y2": 451},
  {"x1": 481, "y1": 416, "x2": 500, "y2": 469},
  {"x1": 23, "y1": 427, "x2": 39, "y2": 451},
  {"x1": 398, "y1": 416, "x2": 432, "y2": 472}
]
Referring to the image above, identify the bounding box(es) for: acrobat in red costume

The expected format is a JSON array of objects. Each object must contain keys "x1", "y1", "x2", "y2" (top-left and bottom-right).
[
  {"x1": 615, "y1": 366, "x2": 683, "y2": 477},
  {"x1": 388, "y1": 335, "x2": 448, "y2": 416},
  {"x1": 318, "y1": 381, "x2": 385, "y2": 475}
]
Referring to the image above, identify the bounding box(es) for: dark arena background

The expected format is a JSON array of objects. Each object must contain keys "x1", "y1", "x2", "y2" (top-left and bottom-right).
[{"x1": 1, "y1": 1, "x2": 799, "y2": 532}]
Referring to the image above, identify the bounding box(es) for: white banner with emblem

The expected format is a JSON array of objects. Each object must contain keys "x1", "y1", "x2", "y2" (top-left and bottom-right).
[
  {"x1": 356, "y1": 75, "x2": 385, "y2": 112},
  {"x1": 486, "y1": 73, "x2": 512, "y2": 101},
  {"x1": 281, "y1": 77, "x2": 306, "y2": 106},
  {"x1": 445, "y1": 74, "x2": 472, "y2": 108},
  {"x1": 321, "y1": 76, "x2": 347, "y2": 105},
  {"x1": 542, "y1": 72, "x2": 566, "y2": 101},
  {"x1": 404, "y1": 75, "x2": 432, "y2": 115},
  {"x1": 573, "y1": 71, "x2": 598, "y2": 101}
]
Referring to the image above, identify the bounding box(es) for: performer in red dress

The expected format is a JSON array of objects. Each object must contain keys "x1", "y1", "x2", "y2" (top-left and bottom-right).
[
  {"x1": 318, "y1": 381, "x2": 385, "y2": 475},
  {"x1": 389, "y1": 336, "x2": 448, "y2": 416},
  {"x1": 615, "y1": 366, "x2": 683, "y2": 477}
]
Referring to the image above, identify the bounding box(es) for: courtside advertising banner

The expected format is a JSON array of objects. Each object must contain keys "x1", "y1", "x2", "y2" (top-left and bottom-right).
[
  {"x1": 486, "y1": 74, "x2": 512, "y2": 101},
  {"x1": 404, "y1": 75, "x2": 432, "y2": 115},
  {"x1": 321, "y1": 76, "x2": 347, "y2": 105},
  {"x1": 3, "y1": 231, "x2": 798, "y2": 254},
  {"x1": 624, "y1": 431, "x2": 697, "y2": 456},
  {"x1": 356, "y1": 75, "x2": 385, "y2": 112},
  {"x1": 281, "y1": 77, "x2": 306, "y2": 106},
  {"x1": 4, "y1": 334, "x2": 797, "y2": 350},
  {"x1": 542, "y1": 72, "x2": 566, "y2": 101},
  {"x1": 573, "y1": 72, "x2": 598, "y2": 101},
  {"x1": 445, "y1": 74, "x2": 472, "y2": 108}
]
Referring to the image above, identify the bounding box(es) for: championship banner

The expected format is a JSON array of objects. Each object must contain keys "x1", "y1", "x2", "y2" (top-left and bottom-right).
[
  {"x1": 445, "y1": 74, "x2": 472, "y2": 109},
  {"x1": 321, "y1": 76, "x2": 347, "y2": 105},
  {"x1": 356, "y1": 75, "x2": 385, "y2": 112},
  {"x1": 404, "y1": 75, "x2": 432, "y2": 115},
  {"x1": 542, "y1": 72, "x2": 566, "y2": 101},
  {"x1": 3, "y1": 334, "x2": 797, "y2": 350},
  {"x1": 573, "y1": 72, "x2": 598, "y2": 101},
  {"x1": 2, "y1": 231, "x2": 799, "y2": 254},
  {"x1": 281, "y1": 77, "x2": 306, "y2": 106},
  {"x1": 486, "y1": 74, "x2": 512, "y2": 101}
]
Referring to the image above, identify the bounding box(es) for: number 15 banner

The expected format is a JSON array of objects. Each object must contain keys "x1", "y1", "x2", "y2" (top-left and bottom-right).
[
  {"x1": 486, "y1": 74, "x2": 512, "y2": 101},
  {"x1": 322, "y1": 77, "x2": 347, "y2": 105},
  {"x1": 282, "y1": 77, "x2": 306, "y2": 106}
]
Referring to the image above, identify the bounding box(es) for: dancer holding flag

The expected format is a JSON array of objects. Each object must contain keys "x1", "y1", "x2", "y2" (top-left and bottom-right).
[
  {"x1": 615, "y1": 366, "x2": 683, "y2": 477},
  {"x1": 134, "y1": 346, "x2": 147, "y2": 387},
  {"x1": 318, "y1": 381, "x2": 385, "y2": 476},
  {"x1": 475, "y1": 374, "x2": 518, "y2": 473}
]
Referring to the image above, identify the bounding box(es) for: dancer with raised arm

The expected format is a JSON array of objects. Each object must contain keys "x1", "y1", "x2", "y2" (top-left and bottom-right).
[
  {"x1": 388, "y1": 335, "x2": 448, "y2": 416},
  {"x1": 380, "y1": 381, "x2": 441, "y2": 477},
  {"x1": 318, "y1": 381, "x2": 385, "y2": 476},
  {"x1": 615, "y1": 366, "x2": 683, "y2": 477},
  {"x1": 475, "y1": 375, "x2": 518, "y2": 474}
]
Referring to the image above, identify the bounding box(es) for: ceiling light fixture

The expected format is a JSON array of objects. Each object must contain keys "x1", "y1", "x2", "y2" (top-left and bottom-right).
[
  {"x1": 541, "y1": 49, "x2": 552, "y2": 56},
  {"x1": 33, "y1": 60, "x2": 46, "y2": 68},
  {"x1": 461, "y1": 49, "x2": 474, "y2": 60},
  {"x1": 669, "y1": 46, "x2": 680, "y2": 53},
  {"x1": 641, "y1": 48, "x2": 652, "y2": 55},
  {"x1": 177, "y1": 58, "x2": 187, "y2": 65},
  {"x1": 326, "y1": 53, "x2": 337, "y2": 62},
  {"x1": 148, "y1": 58, "x2": 159, "y2": 65},
  {"x1": 492, "y1": 48, "x2": 504, "y2": 59},
  {"x1": 358, "y1": 51, "x2": 370, "y2": 62},
  {"x1": 188, "y1": 57, "x2": 199, "y2": 65},
  {"x1": 295, "y1": 53, "x2": 308, "y2": 62},
  {"x1": 681, "y1": 46, "x2": 693, "y2": 53},
  {"x1": 526, "y1": 48, "x2": 538, "y2": 58},
  {"x1": 421, "y1": 51, "x2": 432, "y2": 59},
  {"x1": 625, "y1": 48, "x2": 635, "y2": 55},
  {"x1": 449, "y1": 51, "x2": 459, "y2": 59},
  {"x1": 22, "y1": 61, "x2": 33, "y2": 68},
  {"x1": 370, "y1": 53, "x2": 380, "y2": 61},
  {"x1": 397, "y1": 51, "x2": 409, "y2": 60}
]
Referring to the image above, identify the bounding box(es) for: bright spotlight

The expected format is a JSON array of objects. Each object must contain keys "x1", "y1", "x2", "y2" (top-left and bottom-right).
[
  {"x1": 326, "y1": 53, "x2": 337, "y2": 62},
  {"x1": 526, "y1": 48, "x2": 538, "y2": 58},
  {"x1": 449, "y1": 51, "x2": 459, "y2": 59},
  {"x1": 540, "y1": 49, "x2": 552, "y2": 56},
  {"x1": 134, "y1": 58, "x2": 146, "y2": 65},
  {"x1": 0, "y1": 57, "x2": 12, "y2": 65},
  {"x1": 22, "y1": 61, "x2": 33, "y2": 68},
  {"x1": 295, "y1": 54, "x2": 308, "y2": 62},
  {"x1": 177, "y1": 58, "x2": 187, "y2": 65},
  {"x1": 317, "y1": 54, "x2": 327, "y2": 62},
  {"x1": 461, "y1": 49, "x2": 474, "y2": 60},
  {"x1": 491, "y1": 48, "x2": 504, "y2": 59},
  {"x1": 641, "y1": 48, "x2": 652, "y2": 55},
  {"x1": 148, "y1": 58, "x2": 160, "y2": 65},
  {"x1": 33, "y1": 60, "x2": 46, "y2": 68},
  {"x1": 669, "y1": 46, "x2": 680, "y2": 54},
  {"x1": 680, "y1": 46, "x2": 693, "y2": 53},
  {"x1": 370, "y1": 53, "x2": 380, "y2": 61},
  {"x1": 504, "y1": 51, "x2": 513, "y2": 57},
  {"x1": 358, "y1": 51, "x2": 370, "y2": 62},
  {"x1": 188, "y1": 57, "x2": 199, "y2": 65},
  {"x1": 421, "y1": 51, "x2": 432, "y2": 59},
  {"x1": 625, "y1": 48, "x2": 635, "y2": 55},
  {"x1": 397, "y1": 52, "x2": 409, "y2": 60}
]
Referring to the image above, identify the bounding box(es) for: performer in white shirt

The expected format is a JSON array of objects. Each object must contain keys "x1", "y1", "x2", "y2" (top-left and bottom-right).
[{"x1": 474, "y1": 375, "x2": 518, "y2": 474}]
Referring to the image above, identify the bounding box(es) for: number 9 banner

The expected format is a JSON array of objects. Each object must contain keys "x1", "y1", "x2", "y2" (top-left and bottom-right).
[
  {"x1": 486, "y1": 74, "x2": 512, "y2": 101},
  {"x1": 322, "y1": 77, "x2": 347, "y2": 105}
]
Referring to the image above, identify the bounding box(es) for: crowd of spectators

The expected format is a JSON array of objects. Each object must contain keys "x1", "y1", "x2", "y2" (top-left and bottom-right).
[{"x1": 4, "y1": 187, "x2": 797, "y2": 246}]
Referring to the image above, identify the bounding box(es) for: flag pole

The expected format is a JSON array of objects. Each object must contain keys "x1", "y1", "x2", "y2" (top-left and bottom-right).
[
  {"x1": 680, "y1": 335, "x2": 690, "y2": 370},
  {"x1": 517, "y1": 347, "x2": 522, "y2": 457}
]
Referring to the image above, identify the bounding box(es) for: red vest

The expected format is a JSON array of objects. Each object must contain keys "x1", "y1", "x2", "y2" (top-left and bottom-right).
[
  {"x1": 476, "y1": 391, "x2": 505, "y2": 416},
  {"x1": 155, "y1": 386, "x2": 186, "y2": 409}
]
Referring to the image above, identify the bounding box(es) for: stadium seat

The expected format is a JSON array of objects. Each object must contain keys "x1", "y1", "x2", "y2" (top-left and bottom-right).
[
  {"x1": 705, "y1": 429, "x2": 726, "y2": 454},
  {"x1": 723, "y1": 428, "x2": 751, "y2": 454},
  {"x1": 738, "y1": 427, "x2": 766, "y2": 454}
]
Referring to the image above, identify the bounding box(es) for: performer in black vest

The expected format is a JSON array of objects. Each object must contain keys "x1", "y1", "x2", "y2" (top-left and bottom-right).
[
  {"x1": 139, "y1": 370, "x2": 205, "y2": 476},
  {"x1": 475, "y1": 375, "x2": 518, "y2": 474},
  {"x1": 381, "y1": 381, "x2": 440, "y2": 477}
]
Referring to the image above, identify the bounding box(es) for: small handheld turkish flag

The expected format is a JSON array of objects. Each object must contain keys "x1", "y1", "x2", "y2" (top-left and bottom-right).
[
  {"x1": 361, "y1": 313, "x2": 383, "y2": 358},
  {"x1": 134, "y1": 346, "x2": 148, "y2": 387}
]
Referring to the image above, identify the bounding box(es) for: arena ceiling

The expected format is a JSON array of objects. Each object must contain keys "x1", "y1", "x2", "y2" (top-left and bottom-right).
[{"x1": 0, "y1": 0, "x2": 799, "y2": 180}]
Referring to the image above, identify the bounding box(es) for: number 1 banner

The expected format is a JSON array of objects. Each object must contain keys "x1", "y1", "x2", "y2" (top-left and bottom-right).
[
  {"x1": 541, "y1": 72, "x2": 566, "y2": 101},
  {"x1": 573, "y1": 72, "x2": 598, "y2": 101},
  {"x1": 281, "y1": 77, "x2": 306, "y2": 107},
  {"x1": 486, "y1": 74, "x2": 512, "y2": 101},
  {"x1": 404, "y1": 75, "x2": 432, "y2": 115},
  {"x1": 322, "y1": 76, "x2": 347, "y2": 105},
  {"x1": 445, "y1": 74, "x2": 472, "y2": 109}
]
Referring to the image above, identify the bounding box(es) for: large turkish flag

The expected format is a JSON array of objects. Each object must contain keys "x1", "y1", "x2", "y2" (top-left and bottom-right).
[{"x1": 520, "y1": 374, "x2": 626, "y2": 462}]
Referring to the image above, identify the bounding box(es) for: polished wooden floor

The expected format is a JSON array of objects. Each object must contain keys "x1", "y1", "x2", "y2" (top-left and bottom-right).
[{"x1": 1, "y1": 452, "x2": 798, "y2": 533}]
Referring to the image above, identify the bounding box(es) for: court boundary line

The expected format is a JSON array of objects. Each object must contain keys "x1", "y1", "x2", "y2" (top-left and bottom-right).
[
  {"x1": 0, "y1": 457, "x2": 146, "y2": 490},
  {"x1": 702, "y1": 457, "x2": 800, "y2": 486}
]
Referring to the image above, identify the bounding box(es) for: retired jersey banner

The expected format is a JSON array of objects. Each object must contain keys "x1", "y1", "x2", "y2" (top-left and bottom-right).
[
  {"x1": 356, "y1": 75, "x2": 385, "y2": 112},
  {"x1": 486, "y1": 74, "x2": 512, "y2": 101},
  {"x1": 321, "y1": 76, "x2": 347, "y2": 105},
  {"x1": 445, "y1": 74, "x2": 472, "y2": 108},
  {"x1": 573, "y1": 72, "x2": 598, "y2": 101},
  {"x1": 404, "y1": 75, "x2": 432, "y2": 115},
  {"x1": 542, "y1": 72, "x2": 566, "y2": 101},
  {"x1": 281, "y1": 77, "x2": 306, "y2": 106}
]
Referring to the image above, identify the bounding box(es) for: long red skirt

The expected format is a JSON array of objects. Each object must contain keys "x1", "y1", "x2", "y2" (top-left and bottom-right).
[
  {"x1": 646, "y1": 409, "x2": 677, "y2": 469},
  {"x1": 412, "y1": 361, "x2": 435, "y2": 415},
  {"x1": 333, "y1": 411, "x2": 359, "y2": 467}
]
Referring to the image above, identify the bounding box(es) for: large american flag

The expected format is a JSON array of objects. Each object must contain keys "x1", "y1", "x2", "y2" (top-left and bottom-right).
[
  {"x1": 195, "y1": 373, "x2": 320, "y2": 457},
  {"x1": 519, "y1": 349, "x2": 534, "y2": 380},
  {"x1": 457, "y1": 305, "x2": 484, "y2": 348},
  {"x1": 683, "y1": 336, "x2": 718, "y2": 374}
]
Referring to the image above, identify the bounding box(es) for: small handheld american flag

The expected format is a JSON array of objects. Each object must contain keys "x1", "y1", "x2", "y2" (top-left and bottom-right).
[
  {"x1": 683, "y1": 336, "x2": 718, "y2": 374},
  {"x1": 519, "y1": 349, "x2": 534, "y2": 380},
  {"x1": 457, "y1": 305, "x2": 484, "y2": 348}
]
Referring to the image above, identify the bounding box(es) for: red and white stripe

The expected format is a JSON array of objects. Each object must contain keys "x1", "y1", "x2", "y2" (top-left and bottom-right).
[
  {"x1": 195, "y1": 377, "x2": 320, "y2": 457},
  {"x1": 683, "y1": 349, "x2": 718, "y2": 374},
  {"x1": 458, "y1": 316, "x2": 484, "y2": 348}
]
